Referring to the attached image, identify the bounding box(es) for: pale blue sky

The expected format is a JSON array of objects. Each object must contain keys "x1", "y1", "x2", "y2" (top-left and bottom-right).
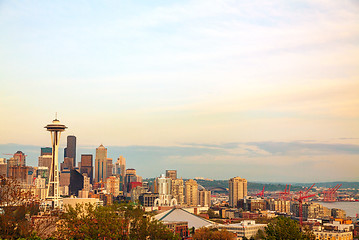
[{"x1": 1, "y1": 0, "x2": 358, "y2": 181}]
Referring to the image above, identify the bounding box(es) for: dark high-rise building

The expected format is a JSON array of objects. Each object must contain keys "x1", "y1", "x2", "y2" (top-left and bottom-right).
[
  {"x1": 69, "y1": 169, "x2": 84, "y2": 196},
  {"x1": 61, "y1": 157, "x2": 74, "y2": 170},
  {"x1": 80, "y1": 154, "x2": 93, "y2": 184},
  {"x1": 66, "y1": 135, "x2": 76, "y2": 167},
  {"x1": 41, "y1": 147, "x2": 52, "y2": 156},
  {"x1": 106, "y1": 158, "x2": 113, "y2": 178}
]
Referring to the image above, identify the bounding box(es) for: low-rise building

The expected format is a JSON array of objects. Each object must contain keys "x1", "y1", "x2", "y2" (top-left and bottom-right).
[
  {"x1": 332, "y1": 208, "x2": 346, "y2": 219},
  {"x1": 268, "y1": 199, "x2": 290, "y2": 214},
  {"x1": 313, "y1": 231, "x2": 353, "y2": 240},
  {"x1": 218, "y1": 220, "x2": 267, "y2": 239},
  {"x1": 139, "y1": 193, "x2": 159, "y2": 207},
  {"x1": 162, "y1": 221, "x2": 191, "y2": 239},
  {"x1": 239, "y1": 196, "x2": 266, "y2": 212}
]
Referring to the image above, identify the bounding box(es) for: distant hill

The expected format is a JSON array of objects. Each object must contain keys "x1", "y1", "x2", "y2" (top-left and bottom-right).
[
  {"x1": 195, "y1": 180, "x2": 304, "y2": 192},
  {"x1": 143, "y1": 178, "x2": 305, "y2": 192},
  {"x1": 297, "y1": 182, "x2": 359, "y2": 189},
  {"x1": 143, "y1": 178, "x2": 359, "y2": 192}
]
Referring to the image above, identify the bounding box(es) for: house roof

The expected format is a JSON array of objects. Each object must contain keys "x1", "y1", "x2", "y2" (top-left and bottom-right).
[{"x1": 155, "y1": 208, "x2": 215, "y2": 229}]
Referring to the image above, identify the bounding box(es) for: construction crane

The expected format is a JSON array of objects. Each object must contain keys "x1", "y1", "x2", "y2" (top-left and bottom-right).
[
  {"x1": 2, "y1": 153, "x2": 28, "y2": 157},
  {"x1": 256, "y1": 186, "x2": 265, "y2": 197},
  {"x1": 293, "y1": 183, "x2": 316, "y2": 226},
  {"x1": 323, "y1": 184, "x2": 342, "y2": 202},
  {"x1": 278, "y1": 184, "x2": 291, "y2": 200}
]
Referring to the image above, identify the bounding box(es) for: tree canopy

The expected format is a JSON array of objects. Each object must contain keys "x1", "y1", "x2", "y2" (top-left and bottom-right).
[
  {"x1": 56, "y1": 202, "x2": 179, "y2": 240},
  {"x1": 192, "y1": 227, "x2": 235, "y2": 240},
  {"x1": 0, "y1": 175, "x2": 40, "y2": 239},
  {"x1": 261, "y1": 216, "x2": 314, "y2": 240}
]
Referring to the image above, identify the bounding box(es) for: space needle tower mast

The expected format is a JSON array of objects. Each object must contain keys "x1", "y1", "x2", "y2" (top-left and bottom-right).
[{"x1": 45, "y1": 116, "x2": 67, "y2": 208}]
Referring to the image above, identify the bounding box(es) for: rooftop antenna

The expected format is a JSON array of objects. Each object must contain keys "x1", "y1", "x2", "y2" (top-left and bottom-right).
[{"x1": 55, "y1": 112, "x2": 58, "y2": 120}]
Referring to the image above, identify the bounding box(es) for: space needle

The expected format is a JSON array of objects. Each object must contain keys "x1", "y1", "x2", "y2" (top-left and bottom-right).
[{"x1": 45, "y1": 116, "x2": 67, "y2": 208}]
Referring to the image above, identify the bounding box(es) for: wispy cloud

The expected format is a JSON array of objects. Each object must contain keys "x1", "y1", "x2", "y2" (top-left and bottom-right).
[{"x1": 3, "y1": 139, "x2": 358, "y2": 182}]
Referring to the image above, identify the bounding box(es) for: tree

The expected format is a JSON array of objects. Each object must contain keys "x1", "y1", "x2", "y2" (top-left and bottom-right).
[
  {"x1": 260, "y1": 216, "x2": 314, "y2": 240},
  {"x1": 193, "y1": 227, "x2": 236, "y2": 240},
  {"x1": 207, "y1": 208, "x2": 220, "y2": 219},
  {"x1": 0, "y1": 175, "x2": 40, "y2": 239},
  {"x1": 56, "y1": 202, "x2": 179, "y2": 240}
]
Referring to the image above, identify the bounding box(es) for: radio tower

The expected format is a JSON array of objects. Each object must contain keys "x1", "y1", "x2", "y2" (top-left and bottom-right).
[{"x1": 45, "y1": 116, "x2": 67, "y2": 208}]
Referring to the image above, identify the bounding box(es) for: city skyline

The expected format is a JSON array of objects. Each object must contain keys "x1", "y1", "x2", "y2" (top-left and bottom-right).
[{"x1": 1, "y1": 1, "x2": 359, "y2": 182}]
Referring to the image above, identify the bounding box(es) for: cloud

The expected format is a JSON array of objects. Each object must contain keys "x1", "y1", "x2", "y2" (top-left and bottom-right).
[
  {"x1": 247, "y1": 141, "x2": 359, "y2": 156},
  {"x1": 1, "y1": 139, "x2": 358, "y2": 182}
]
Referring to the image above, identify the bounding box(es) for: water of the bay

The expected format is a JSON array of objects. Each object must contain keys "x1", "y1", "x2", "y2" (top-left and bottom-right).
[{"x1": 314, "y1": 201, "x2": 359, "y2": 217}]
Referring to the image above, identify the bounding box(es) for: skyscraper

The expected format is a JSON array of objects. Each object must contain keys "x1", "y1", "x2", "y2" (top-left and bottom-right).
[
  {"x1": 115, "y1": 156, "x2": 126, "y2": 176},
  {"x1": 229, "y1": 176, "x2": 247, "y2": 207},
  {"x1": 171, "y1": 178, "x2": 184, "y2": 205},
  {"x1": 115, "y1": 156, "x2": 126, "y2": 192},
  {"x1": 38, "y1": 155, "x2": 52, "y2": 171},
  {"x1": 124, "y1": 168, "x2": 138, "y2": 193},
  {"x1": 80, "y1": 154, "x2": 93, "y2": 184},
  {"x1": 154, "y1": 174, "x2": 175, "y2": 206},
  {"x1": 41, "y1": 147, "x2": 52, "y2": 156},
  {"x1": 166, "y1": 170, "x2": 177, "y2": 180},
  {"x1": 39, "y1": 147, "x2": 52, "y2": 173},
  {"x1": 13, "y1": 151, "x2": 26, "y2": 166},
  {"x1": 106, "y1": 176, "x2": 120, "y2": 197},
  {"x1": 198, "y1": 189, "x2": 211, "y2": 207},
  {"x1": 65, "y1": 135, "x2": 76, "y2": 167},
  {"x1": 95, "y1": 144, "x2": 107, "y2": 183},
  {"x1": 0, "y1": 158, "x2": 7, "y2": 177},
  {"x1": 185, "y1": 179, "x2": 198, "y2": 207},
  {"x1": 69, "y1": 168, "x2": 83, "y2": 196},
  {"x1": 61, "y1": 157, "x2": 74, "y2": 170},
  {"x1": 106, "y1": 158, "x2": 113, "y2": 179}
]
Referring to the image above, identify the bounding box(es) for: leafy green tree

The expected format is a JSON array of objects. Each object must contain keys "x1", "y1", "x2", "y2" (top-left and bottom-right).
[
  {"x1": 261, "y1": 216, "x2": 314, "y2": 240},
  {"x1": 207, "y1": 208, "x2": 219, "y2": 218},
  {"x1": 56, "y1": 202, "x2": 179, "y2": 240}
]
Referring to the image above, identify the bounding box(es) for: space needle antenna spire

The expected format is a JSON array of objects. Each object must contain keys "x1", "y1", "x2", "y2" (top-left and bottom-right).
[{"x1": 44, "y1": 116, "x2": 67, "y2": 209}]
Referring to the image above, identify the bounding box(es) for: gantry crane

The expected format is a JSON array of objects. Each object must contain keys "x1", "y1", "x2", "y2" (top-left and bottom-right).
[
  {"x1": 323, "y1": 184, "x2": 342, "y2": 202},
  {"x1": 278, "y1": 184, "x2": 291, "y2": 200}
]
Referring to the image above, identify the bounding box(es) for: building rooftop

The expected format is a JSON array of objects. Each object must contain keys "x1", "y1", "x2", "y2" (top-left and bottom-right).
[{"x1": 155, "y1": 208, "x2": 215, "y2": 229}]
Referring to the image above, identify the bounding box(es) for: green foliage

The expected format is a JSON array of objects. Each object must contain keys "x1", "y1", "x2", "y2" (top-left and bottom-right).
[
  {"x1": 56, "y1": 202, "x2": 179, "y2": 240},
  {"x1": 193, "y1": 227, "x2": 236, "y2": 240},
  {"x1": 261, "y1": 216, "x2": 314, "y2": 240},
  {"x1": 207, "y1": 208, "x2": 220, "y2": 218}
]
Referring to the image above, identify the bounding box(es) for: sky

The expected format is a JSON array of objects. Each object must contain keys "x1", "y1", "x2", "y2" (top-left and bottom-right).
[{"x1": 0, "y1": 0, "x2": 358, "y2": 182}]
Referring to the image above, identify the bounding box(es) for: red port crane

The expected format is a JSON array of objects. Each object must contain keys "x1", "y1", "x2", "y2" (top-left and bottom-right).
[
  {"x1": 294, "y1": 183, "x2": 316, "y2": 226},
  {"x1": 256, "y1": 186, "x2": 265, "y2": 197},
  {"x1": 2, "y1": 153, "x2": 28, "y2": 157},
  {"x1": 323, "y1": 184, "x2": 342, "y2": 202},
  {"x1": 278, "y1": 184, "x2": 291, "y2": 200}
]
